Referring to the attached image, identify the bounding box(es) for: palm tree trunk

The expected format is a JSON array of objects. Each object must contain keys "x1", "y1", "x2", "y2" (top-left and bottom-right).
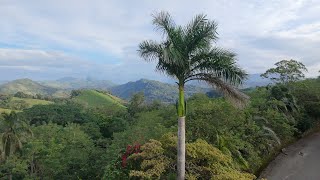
[
  {"x1": 177, "y1": 85, "x2": 185, "y2": 180},
  {"x1": 177, "y1": 116, "x2": 185, "y2": 180},
  {"x1": 177, "y1": 85, "x2": 185, "y2": 116}
]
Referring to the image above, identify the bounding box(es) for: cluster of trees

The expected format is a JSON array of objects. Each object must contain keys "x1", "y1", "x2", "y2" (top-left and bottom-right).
[
  {"x1": 13, "y1": 92, "x2": 54, "y2": 101},
  {"x1": 0, "y1": 95, "x2": 12, "y2": 108},
  {"x1": 0, "y1": 100, "x2": 129, "y2": 179}
]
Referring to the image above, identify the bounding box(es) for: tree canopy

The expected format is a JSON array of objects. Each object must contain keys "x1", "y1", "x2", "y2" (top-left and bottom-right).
[{"x1": 261, "y1": 59, "x2": 308, "y2": 83}]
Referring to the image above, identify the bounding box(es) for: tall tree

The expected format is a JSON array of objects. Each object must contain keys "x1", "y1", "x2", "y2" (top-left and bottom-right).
[
  {"x1": 128, "y1": 92, "x2": 145, "y2": 116},
  {"x1": 261, "y1": 59, "x2": 308, "y2": 84},
  {"x1": 138, "y1": 12, "x2": 248, "y2": 179}
]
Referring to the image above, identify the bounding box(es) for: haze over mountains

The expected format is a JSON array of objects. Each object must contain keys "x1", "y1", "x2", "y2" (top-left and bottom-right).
[
  {"x1": 0, "y1": 74, "x2": 270, "y2": 103},
  {"x1": 109, "y1": 79, "x2": 214, "y2": 103},
  {"x1": 42, "y1": 77, "x2": 115, "y2": 90}
]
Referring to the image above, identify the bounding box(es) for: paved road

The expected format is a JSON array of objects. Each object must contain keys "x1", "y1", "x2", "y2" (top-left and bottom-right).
[{"x1": 259, "y1": 132, "x2": 320, "y2": 180}]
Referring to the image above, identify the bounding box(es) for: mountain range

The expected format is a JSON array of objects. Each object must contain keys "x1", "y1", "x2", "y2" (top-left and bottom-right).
[{"x1": 0, "y1": 74, "x2": 270, "y2": 103}]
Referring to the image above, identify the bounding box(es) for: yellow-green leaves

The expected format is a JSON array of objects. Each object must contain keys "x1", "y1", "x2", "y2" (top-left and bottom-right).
[
  {"x1": 127, "y1": 133, "x2": 256, "y2": 180},
  {"x1": 129, "y1": 140, "x2": 170, "y2": 179}
]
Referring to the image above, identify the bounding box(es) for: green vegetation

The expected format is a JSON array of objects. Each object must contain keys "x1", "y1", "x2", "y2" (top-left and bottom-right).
[
  {"x1": 12, "y1": 97, "x2": 52, "y2": 106},
  {"x1": 0, "y1": 108, "x2": 13, "y2": 114},
  {"x1": 71, "y1": 89, "x2": 126, "y2": 109},
  {"x1": 261, "y1": 59, "x2": 308, "y2": 84},
  {"x1": 0, "y1": 79, "x2": 60, "y2": 96},
  {"x1": 0, "y1": 112, "x2": 32, "y2": 179},
  {"x1": 25, "y1": 123, "x2": 102, "y2": 179},
  {"x1": 0, "y1": 95, "x2": 53, "y2": 111},
  {"x1": 0, "y1": 75, "x2": 319, "y2": 179},
  {"x1": 105, "y1": 78, "x2": 320, "y2": 179}
]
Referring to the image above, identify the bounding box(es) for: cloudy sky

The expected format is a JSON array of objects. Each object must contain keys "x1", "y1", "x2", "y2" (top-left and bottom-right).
[{"x1": 1, "y1": 0, "x2": 320, "y2": 83}]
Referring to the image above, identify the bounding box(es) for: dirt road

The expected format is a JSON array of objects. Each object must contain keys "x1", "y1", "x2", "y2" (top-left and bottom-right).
[{"x1": 259, "y1": 132, "x2": 320, "y2": 180}]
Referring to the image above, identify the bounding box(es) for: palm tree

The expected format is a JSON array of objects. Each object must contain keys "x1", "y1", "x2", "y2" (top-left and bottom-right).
[
  {"x1": 138, "y1": 12, "x2": 248, "y2": 179},
  {"x1": 0, "y1": 112, "x2": 32, "y2": 180}
]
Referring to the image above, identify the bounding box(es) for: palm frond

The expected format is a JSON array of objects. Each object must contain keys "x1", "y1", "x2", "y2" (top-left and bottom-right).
[
  {"x1": 188, "y1": 47, "x2": 247, "y2": 86},
  {"x1": 263, "y1": 126, "x2": 281, "y2": 146},
  {"x1": 186, "y1": 73, "x2": 249, "y2": 107},
  {"x1": 139, "y1": 12, "x2": 247, "y2": 95},
  {"x1": 163, "y1": 40, "x2": 185, "y2": 66},
  {"x1": 138, "y1": 40, "x2": 163, "y2": 62},
  {"x1": 184, "y1": 14, "x2": 218, "y2": 53},
  {"x1": 155, "y1": 57, "x2": 185, "y2": 80},
  {"x1": 152, "y1": 11, "x2": 176, "y2": 38}
]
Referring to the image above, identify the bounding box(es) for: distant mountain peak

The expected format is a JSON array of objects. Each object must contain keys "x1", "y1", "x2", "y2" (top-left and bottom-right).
[
  {"x1": 57, "y1": 77, "x2": 80, "y2": 82},
  {"x1": 110, "y1": 78, "x2": 212, "y2": 103},
  {"x1": 0, "y1": 78, "x2": 59, "y2": 96},
  {"x1": 12, "y1": 78, "x2": 34, "y2": 82}
]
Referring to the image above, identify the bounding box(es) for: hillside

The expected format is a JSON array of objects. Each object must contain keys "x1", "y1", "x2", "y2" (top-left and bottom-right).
[
  {"x1": 72, "y1": 89, "x2": 126, "y2": 109},
  {"x1": 110, "y1": 79, "x2": 213, "y2": 103},
  {"x1": 244, "y1": 74, "x2": 272, "y2": 87},
  {"x1": 12, "y1": 97, "x2": 53, "y2": 106},
  {"x1": 0, "y1": 96, "x2": 53, "y2": 112},
  {"x1": 0, "y1": 108, "x2": 13, "y2": 113},
  {"x1": 0, "y1": 78, "x2": 60, "y2": 96}
]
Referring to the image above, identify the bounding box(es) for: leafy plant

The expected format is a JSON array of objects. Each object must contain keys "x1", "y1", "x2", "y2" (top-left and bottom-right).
[{"x1": 261, "y1": 59, "x2": 308, "y2": 84}]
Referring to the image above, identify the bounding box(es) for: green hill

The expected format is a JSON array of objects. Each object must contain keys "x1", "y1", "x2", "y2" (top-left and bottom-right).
[
  {"x1": 0, "y1": 96, "x2": 53, "y2": 113},
  {"x1": 0, "y1": 79, "x2": 59, "y2": 96},
  {"x1": 72, "y1": 90, "x2": 126, "y2": 109}
]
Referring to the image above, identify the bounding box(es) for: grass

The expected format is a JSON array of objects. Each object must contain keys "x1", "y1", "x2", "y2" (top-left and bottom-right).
[
  {"x1": 73, "y1": 90, "x2": 126, "y2": 109},
  {"x1": 0, "y1": 108, "x2": 22, "y2": 113},
  {"x1": 0, "y1": 97, "x2": 53, "y2": 113},
  {"x1": 0, "y1": 108, "x2": 13, "y2": 113},
  {"x1": 12, "y1": 97, "x2": 53, "y2": 106}
]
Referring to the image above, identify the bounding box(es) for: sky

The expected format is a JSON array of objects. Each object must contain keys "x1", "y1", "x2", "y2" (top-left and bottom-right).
[{"x1": 1, "y1": 0, "x2": 320, "y2": 83}]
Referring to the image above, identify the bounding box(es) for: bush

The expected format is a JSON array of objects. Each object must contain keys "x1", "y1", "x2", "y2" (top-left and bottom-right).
[{"x1": 127, "y1": 133, "x2": 256, "y2": 179}]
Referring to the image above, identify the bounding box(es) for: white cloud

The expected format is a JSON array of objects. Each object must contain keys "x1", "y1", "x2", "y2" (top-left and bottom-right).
[
  {"x1": 0, "y1": 48, "x2": 166, "y2": 83},
  {"x1": 0, "y1": 48, "x2": 92, "y2": 69}
]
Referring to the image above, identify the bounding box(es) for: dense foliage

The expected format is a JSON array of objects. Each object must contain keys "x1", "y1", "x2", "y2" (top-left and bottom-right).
[
  {"x1": 103, "y1": 78, "x2": 319, "y2": 179},
  {"x1": 261, "y1": 59, "x2": 308, "y2": 83},
  {"x1": 0, "y1": 76, "x2": 319, "y2": 179}
]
